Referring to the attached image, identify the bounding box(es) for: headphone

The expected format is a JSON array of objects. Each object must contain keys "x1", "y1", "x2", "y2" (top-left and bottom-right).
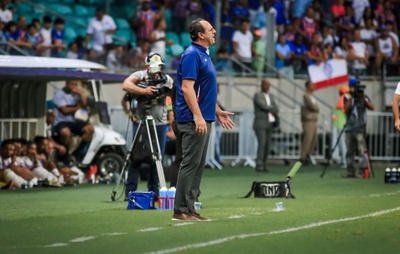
[{"x1": 146, "y1": 52, "x2": 162, "y2": 63}]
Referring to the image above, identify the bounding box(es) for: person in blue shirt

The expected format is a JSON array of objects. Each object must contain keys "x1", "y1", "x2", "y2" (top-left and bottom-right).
[
  {"x1": 173, "y1": 18, "x2": 234, "y2": 222},
  {"x1": 51, "y1": 17, "x2": 66, "y2": 57},
  {"x1": 289, "y1": 34, "x2": 308, "y2": 72}
]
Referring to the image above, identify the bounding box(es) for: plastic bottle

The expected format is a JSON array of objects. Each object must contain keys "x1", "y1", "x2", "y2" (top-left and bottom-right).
[
  {"x1": 159, "y1": 187, "x2": 168, "y2": 210},
  {"x1": 391, "y1": 168, "x2": 397, "y2": 184},
  {"x1": 167, "y1": 187, "x2": 176, "y2": 210},
  {"x1": 385, "y1": 168, "x2": 391, "y2": 183}
]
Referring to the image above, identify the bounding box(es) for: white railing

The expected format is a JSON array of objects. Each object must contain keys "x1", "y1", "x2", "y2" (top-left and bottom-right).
[{"x1": 0, "y1": 119, "x2": 39, "y2": 141}]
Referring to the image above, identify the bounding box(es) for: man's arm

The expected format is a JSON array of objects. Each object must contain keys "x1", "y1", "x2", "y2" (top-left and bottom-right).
[
  {"x1": 216, "y1": 103, "x2": 235, "y2": 130},
  {"x1": 304, "y1": 93, "x2": 319, "y2": 112},
  {"x1": 122, "y1": 75, "x2": 157, "y2": 95},
  {"x1": 253, "y1": 93, "x2": 278, "y2": 114},
  {"x1": 181, "y1": 79, "x2": 207, "y2": 134},
  {"x1": 392, "y1": 94, "x2": 400, "y2": 131}
]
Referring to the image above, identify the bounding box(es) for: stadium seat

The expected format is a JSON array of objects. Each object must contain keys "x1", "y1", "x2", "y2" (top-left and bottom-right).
[
  {"x1": 74, "y1": 5, "x2": 90, "y2": 17},
  {"x1": 48, "y1": 4, "x2": 73, "y2": 16},
  {"x1": 113, "y1": 29, "x2": 131, "y2": 44},
  {"x1": 62, "y1": 0, "x2": 75, "y2": 4},
  {"x1": 33, "y1": 4, "x2": 46, "y2": 14},
  {"x1": 164, "y1": 9, "x2": 172, "y2": 31},
  {"x1": 168, "y1": 44, "x2": 184, "y2": 56},
  {"x1": 76, "y1": 27, "x2": 87, "y2": 37},
  {"x1": 64, "y1": 26, "x2": 77, "y2": 43},
  {"x1": 180, "y1": 32, "x2": 191, "y2": 48},
  {"x1": 15, "y1": 3, "x2": 34, "y2": 14},
  {"x1": 115, "y1": 18, "x2": 130, "y2": 30},
  {"x1": 166, "y1": 32, "x2": 180, "y2": 45}
]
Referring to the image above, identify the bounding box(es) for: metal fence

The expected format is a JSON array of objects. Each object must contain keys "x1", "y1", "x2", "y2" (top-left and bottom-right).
[
  {"x1": 109, "y1": 108, "x2": 400, "y2": 164},
  {"x1": 0, "y1": 118, "x2": 38, "y2": 141}
]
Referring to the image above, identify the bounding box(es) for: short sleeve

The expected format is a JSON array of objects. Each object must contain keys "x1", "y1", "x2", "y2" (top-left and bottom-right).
[{"x1": 180, "y1": 53, "x2": 199, "y2": 81}]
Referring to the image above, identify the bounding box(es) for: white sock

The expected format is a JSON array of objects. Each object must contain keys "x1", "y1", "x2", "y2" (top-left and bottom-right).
[
  {"x1": 51, "y1": 168, "x2": 60, "y2": 177},
  {"x1": 32, "y1": 167, "x2": 56, "y2": 181},
  {"x1": 3, "y1": 169, "x2": 27, "y2": 189}
]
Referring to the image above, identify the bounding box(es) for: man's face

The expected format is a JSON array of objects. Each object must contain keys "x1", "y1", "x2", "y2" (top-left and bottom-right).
[
  {"x1": 3, "y1": 144, "x2": 15, "y2": 157},
  {"x1": 65, "y1": 80, "x2": 79, "y2": 93},
  {"x1": 96, "y1": 10, "x2": 104, "y2": 20},
  {"x1": 199, "y1": 20, "x2": 216, "y2": 46},
  {"x1": 261, "y1": 80, "x2": 270, "y2": 93},
  {"x1": 28, "y1": 144, "x2": 36, "y2": 155}
]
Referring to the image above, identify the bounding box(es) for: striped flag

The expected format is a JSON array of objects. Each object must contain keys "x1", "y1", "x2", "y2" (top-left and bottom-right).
[{"x1": 307, "y1": 59, "x2": 349, "y2": 89}]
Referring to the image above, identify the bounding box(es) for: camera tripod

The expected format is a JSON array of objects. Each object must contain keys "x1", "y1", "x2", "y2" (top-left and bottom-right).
[
  {"x1": 320, "y1": 123, "x2": 375, "y2": 178},
  {"x1": 111, "y1": 109, "x2": 167, "y2": 201}
]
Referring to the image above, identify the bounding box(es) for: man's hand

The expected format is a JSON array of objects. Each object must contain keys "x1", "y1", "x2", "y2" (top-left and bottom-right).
[
  {"x1": 217, "y1": 111, "x2": 235, "y2": 130},
  {"x1": 143, "y1": 86, "x2": 157, "y2": 95},
  {"x1": 194, "y1": 114, "x2": 207, "y2": 135},
  {"x1": 395, "y1": 119, "x2": 400, "y2": 131}
]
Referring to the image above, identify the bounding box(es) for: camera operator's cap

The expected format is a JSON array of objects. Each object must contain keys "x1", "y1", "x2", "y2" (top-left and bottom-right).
[
  {"x1": 348, "y1": 78, "x2": 359, "y2": 87},
  {"x1": 338, "y1": 85, "x2": 349, "y2": 93},
  {"x1": 145, "y1": 53, "x2": 164, "y2": 68}
]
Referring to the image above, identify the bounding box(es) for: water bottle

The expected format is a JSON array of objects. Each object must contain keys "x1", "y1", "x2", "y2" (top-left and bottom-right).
[
  {"x1": 167, "y1": 187, "x2": 176, "y2": 210},
  {"x1": 159, "y1": 187, "x2": 168, "y2": 210},
  {"x1": 385, "y1": 168, "x2": 391, "y2": 183},
  {"x1": 390, "y1": 168, "x2": 397, "y2": 184}
]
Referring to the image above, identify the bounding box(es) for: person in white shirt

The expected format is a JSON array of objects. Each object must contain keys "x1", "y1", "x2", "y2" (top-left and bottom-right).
[
  {"x1": 85, "y1": 8, "x2": 117, "y2": 63},
  {"x1": 0, "y1": 0, "x2": 12, "y2": 23},
  {"x1": 375, "y1": 25, "x2": 398, "y2": 74},
  {"x1": 360, "y1": 18, "x2": 378, "y2": 57},
  {"x1": 232, "y1": 18, "x2": 253, "y2": 73},
  {"x1": 352, "y1": 0, "x2": 370, "y2": 25},
  {"x1": 149, "y1": 18, "x2": 173, "y2": 59},
  {"x1": 350, "y1": 29, "x2": 369, "y2": 77},
  {"x1": 40, "y1": 16, "x2": 52, "y2": 57}
]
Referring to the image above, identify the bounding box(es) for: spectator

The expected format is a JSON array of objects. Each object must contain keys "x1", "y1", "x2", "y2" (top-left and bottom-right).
[
  {"x1": 5, "y1": 21, "x2": 28, "y2": 54},
  {"x1": 377, "y1": 0, "x2": 397, "y2": 34},
  {"x1": 350, "y1": 29, "x2": 369, "y2": 77},
  {"x1": 84, "y1": 48, "x2": 97, "y2": 62},
  {"x1": 252, "y1": 0, "x2": 278, "y2": 44},
  {"x1": 306, "y1": 33, "x2": 324, "y2": 65},
  {"x1": 0, "y1": 0, "x2": 12, "y2": 23},
  {"x1": 289, "y1": 33, "x2": 308, "y2": 72},
  {"x1": 150, "y1": 18, "x2": 173, "y2": 59},
  {"x1": 215, "y1": 46, "x2": 230, "y2": 72},
  {"x1": 300, "y1": 6, "x2": 317, "y2": 45},
  {"x1": 25, "y1": 23, "x2": 43, "y2": 56},
  {"x1": 359, "y1": 6, "x2": 378, "y2": 30},
  {"x1": 331, "y1": 0, "x2": 346, "y2": 21},
  {"x1": 251, "y1": 29, "x2": 265, "y2": 75},
  {"x1": 385, "y1": 22, "x2": 399, "y2": 50},
  {"x1": 106, "y1": 44, "x2": 124, "y2": 73},
  {"x1": 40, "y1": 16, "x2": 52, "y2": 57},
  {"x1": 323, "y1": 43, "x2": 335, "y2": 60},
  {"x1": 31, "y1": 18, "x2": 41, "y2": 31},
  {"x1": 334, "y1": 36, "x2": 352, "y2": 60},
  {"x1": 51, "y1": 17, "x2": 66, "y2": 57},
  {"x1": 335, "y1": 4, "x2": 356, "y2": 39},
  {"x1": 16, "y1": 15, "x2": 27, "y2": 38},
  {"x1": 372, "y1": 0, "x2": 385, "y2": 18},
  {"x1": 188, "y1": 0, "x2": 203, "y2": 23},
  {"x1": 74, "y1": 36, "x2": 87, "y2": 59},
  {"x1": 232, "y1": 18, "x2": 253, "y2": 73},
  {"x1": 273, "y1": 0, "x2": 287, "y2": 33},
  {"x1": 300, "y1": 80, "x2": 319, "y2": 166},
  {"x1": 311, "y1": 0, "x2": 324, "y2": 23},
  {"x1": 275, "y1": 33, "x2": 294, "y2": 79},
  {"x1": 66, "y1": 41, "x2": 79, "y2": 59},
  {"x1": 375, "y1": 25, "x2": 398, "y2": 74},
  {"x1": 360, "y1": 17, "x2": 378, "y2": 58},
  {"x1": 220, "y1": 0, "x2": 235, "y2": 51},
  {"x1": 321, "y1": 25, "x2": 337, "y2": 46},
  {"x1": 86, "y1": 8, "x2": 117, "y2": 63},
  {"x1": 130, "y1": 40, "x2": 151, "y2": 69},
  {"x1": 231, "y1": 0, "x2": 250, "y2": 26},
  {"x1": 171, "y1": 0, "x2": 189, "y2": 34},
  {"x1": 352, "y1": 0, "x2": 370, "y2": 25},
  {"x1": 284, "y1": 21, "x2": 295, "y2": 43}
]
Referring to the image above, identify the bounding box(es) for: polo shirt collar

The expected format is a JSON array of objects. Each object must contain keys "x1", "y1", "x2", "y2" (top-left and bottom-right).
[{"x1": 191, "y1": 42, "x2": 208, "y2": 53}]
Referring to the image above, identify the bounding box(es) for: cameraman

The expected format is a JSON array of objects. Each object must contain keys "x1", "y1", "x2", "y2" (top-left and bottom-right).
[
  {"x1": 343, "y1": 78, "x2": 374, "y2": 178},
  {"x1": 122, "y1": 52, "x2": 173, "y2": 199}
]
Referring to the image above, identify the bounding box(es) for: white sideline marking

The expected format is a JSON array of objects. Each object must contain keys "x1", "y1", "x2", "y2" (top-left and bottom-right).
[
  {"x1": 102, "y1": 232, "x2": 128, "y2": 236},
  {"x1": 228, "y1": 215, "x2": 245, "y2": 219},
  {"x1": 145, "y1": 207, "x2": 400, "y2": 254},
  {"x1": 139, "y1": 227, "x2": 163, "y2": 232},
  {"x1": 174, "y1": 222, "x2": 194, "y2": 226},
  {"x1": 366, "y1": 190, "x2": 400, "y2": 198},
  {"x1": 44, "y1": 243, "x2": 69, "y2": 248},
  {"x1": 70, "y1": 236, "x2": 96, "y2": 243}
]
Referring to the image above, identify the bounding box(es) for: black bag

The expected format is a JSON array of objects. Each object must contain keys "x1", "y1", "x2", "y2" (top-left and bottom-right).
[
  {"x1": 131, "y1": 125, "x2": 153, "y2": 163},
  {"x1": 242, "y1": 181, "x2": 292, "y2": 198}
]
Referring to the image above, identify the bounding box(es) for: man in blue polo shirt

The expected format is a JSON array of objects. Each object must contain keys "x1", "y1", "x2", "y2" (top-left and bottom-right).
[{"x1": 172, "y1": 18, "x2": 235, "y2": 221}]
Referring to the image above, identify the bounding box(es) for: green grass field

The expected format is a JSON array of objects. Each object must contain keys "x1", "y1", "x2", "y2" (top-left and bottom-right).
[{"x1": 1, "y1": 163, "x2": 400, "y2": 254}]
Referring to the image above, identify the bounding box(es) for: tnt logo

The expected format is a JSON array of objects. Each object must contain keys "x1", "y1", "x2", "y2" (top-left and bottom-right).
[{"x1": 260, "y1": 183, "x2": 281, "y2": 197}]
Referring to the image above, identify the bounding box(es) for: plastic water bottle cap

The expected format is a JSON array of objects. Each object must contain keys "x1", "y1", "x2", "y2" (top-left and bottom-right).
[
  {"x1": 385, "y1": 168, "x2": 391, "y2": 172},
  {"x1": 392, "y1": 168, "x2": 397, "y2": 172}
]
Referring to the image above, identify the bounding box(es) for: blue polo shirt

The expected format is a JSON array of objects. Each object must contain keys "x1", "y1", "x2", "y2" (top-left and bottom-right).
[{"x1": 175, "y1": 42, "x2": 217, "y2": 122}]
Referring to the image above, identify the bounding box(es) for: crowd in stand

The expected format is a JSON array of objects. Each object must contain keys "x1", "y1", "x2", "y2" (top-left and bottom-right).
[{"x1": 1, "y1": 0, "x2": 400, "y2": 76}]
